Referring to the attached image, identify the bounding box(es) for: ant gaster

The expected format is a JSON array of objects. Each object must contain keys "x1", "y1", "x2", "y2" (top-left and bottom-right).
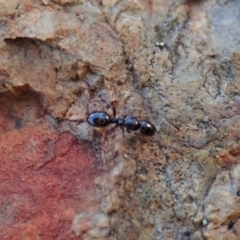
[{"x1": 86, "y1": 111, "x2": 156, "y2": 136}]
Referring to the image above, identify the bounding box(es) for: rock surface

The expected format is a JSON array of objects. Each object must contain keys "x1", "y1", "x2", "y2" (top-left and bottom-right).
[{"x1": 0, "y1": 0, "x2": 240, "y2": 239}]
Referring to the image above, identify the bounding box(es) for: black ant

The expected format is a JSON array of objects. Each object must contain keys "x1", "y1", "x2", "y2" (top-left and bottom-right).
[{"x1": 86, "y1": 111, "x2": 156, "y2": 136}]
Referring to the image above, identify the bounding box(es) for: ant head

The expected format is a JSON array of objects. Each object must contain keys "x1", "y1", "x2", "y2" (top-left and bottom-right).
[{"x1": 140, "y1": 120, "x2": 156, "y2": 136}]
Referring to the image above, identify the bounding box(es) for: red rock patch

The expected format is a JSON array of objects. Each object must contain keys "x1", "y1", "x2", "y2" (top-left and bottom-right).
[{"x1": 0, "y1": 95, "x2": 98, "y2": 239}]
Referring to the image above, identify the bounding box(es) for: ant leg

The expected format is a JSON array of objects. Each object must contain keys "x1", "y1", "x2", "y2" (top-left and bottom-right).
[
  {"x1": 112, "y1": 106, "x2": 116, "y2": 118},
  {"x1": 121, "y1": 127, "x2": 125, "y2": 137},
  {"x1": 126, "y1": 128, "x2": 131, "y2": 133},
  {"x1": 104, "y1": 124, "x2": 118, "y2": 136},
  {"x1": 155, "y1": 133, "x2": 184, "y2": 156}
]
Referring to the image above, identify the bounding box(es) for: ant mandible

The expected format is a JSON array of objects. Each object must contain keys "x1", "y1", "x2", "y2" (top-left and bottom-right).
[{"x1": 86, "y1": 111, "x2": 156, "y2": 136}]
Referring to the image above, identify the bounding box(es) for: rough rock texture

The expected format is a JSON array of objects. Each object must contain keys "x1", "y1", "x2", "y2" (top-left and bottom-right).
[{"x1": 0, "y1": 0, "x2": 240, "y2": 239}]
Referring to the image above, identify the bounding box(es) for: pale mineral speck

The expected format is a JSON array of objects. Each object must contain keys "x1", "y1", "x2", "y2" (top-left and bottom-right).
[{"x1": 202, "y1": 219, "x2": 208, "y2": 226}]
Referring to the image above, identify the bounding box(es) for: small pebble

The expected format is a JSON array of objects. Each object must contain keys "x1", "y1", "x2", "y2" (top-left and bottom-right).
[
  {"x1": 202, "y1": 219, "x2": 208, "y2": 226},
  {"x1": 155, "y1": 41, "x2": 165, "y2": 47}
]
